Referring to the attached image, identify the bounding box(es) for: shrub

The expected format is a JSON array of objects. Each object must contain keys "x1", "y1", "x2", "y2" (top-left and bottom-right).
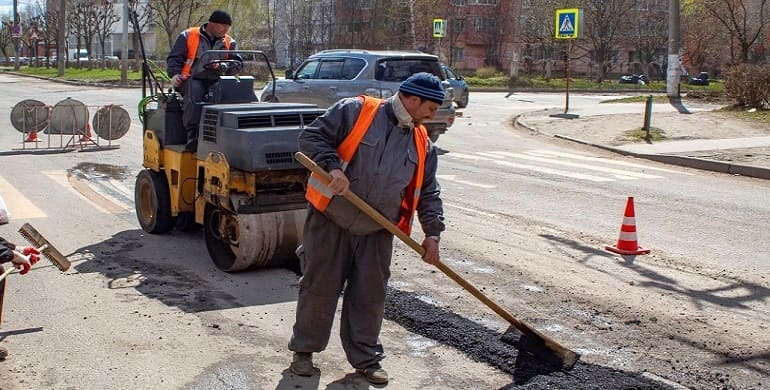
[
  {"x1": 723, "y1": 63, "x2": 770, "y2": 108},
  {"x1": 474, "y1": 67, "x2": 502, "y2": 78}
]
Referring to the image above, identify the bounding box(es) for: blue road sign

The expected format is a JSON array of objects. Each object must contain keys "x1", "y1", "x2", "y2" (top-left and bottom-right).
[{"x1": 555, "y1": 9, "x2": 580, "y2": 39}]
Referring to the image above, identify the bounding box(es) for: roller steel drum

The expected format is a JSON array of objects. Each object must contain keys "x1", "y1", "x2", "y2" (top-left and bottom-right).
[
  {"x1": 205, "y1": 207, "x2": 306, "y2": 272},
  {"x1": 10, "y1": 99, "x2": 50, "y2": 133},
  {"x1": 92, "y1": 105, "x2": 131, "y2": 140},
  {"x1": 47, "y1": 98, "x2": 89, "y2": 135}
]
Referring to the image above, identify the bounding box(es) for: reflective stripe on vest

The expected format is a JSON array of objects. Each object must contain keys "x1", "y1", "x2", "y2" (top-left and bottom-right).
[
  {"x1": 181, "y1": 27, "x2": 232, "y2": 76},
  {"x1": 305, "y1": 96, "x2": 429, "y2": 235}
]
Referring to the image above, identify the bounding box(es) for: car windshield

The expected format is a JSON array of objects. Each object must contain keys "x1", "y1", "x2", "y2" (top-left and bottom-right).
[{"x1": 375, "y1": 59, "x2": 439, "y2": 82}]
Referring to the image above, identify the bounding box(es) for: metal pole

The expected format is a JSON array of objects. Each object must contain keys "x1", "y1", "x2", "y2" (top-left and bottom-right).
[
  {"x1": 643, "y1": 95, "x2": 653, "y2": 137},
  {"x1": 121, "y1": 1, "x2": 129, "y2": 86},
  {"x1": 12, "y1": 0, "x2": 19, "y2": 70},
  {"x1": 666, "y1": 0, "x2": 681, "y2": 97},
  {"x1": 564, "y1": 39, "x2": 571, "y2": 114},
  {"x1": 57, "y1": 0, "x2": 65, "y2": 77}
]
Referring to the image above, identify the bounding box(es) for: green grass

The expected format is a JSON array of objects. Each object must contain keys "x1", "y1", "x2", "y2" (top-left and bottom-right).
[
  {"x1": 621, "y1": 127, "x2": 667, "y2": 142},
  {"x1": 3, "y1": 65, "x2": 142, "y2": 82},
  {"x1": 464, "y1": 75, "x2": 725, "y2": 94},
  {"x1": 719, "y1": 106, "x2": 770, "y2": 124}
]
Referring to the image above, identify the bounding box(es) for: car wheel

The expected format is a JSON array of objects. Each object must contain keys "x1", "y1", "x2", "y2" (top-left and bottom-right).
[{"x1": 457, "y1": 90, "x2": 469, "y2": 108}]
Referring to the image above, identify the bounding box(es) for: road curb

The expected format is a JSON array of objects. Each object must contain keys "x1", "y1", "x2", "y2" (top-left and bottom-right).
[{"x1": 514, "y1": 115, "x2": 770, "y2": 180}]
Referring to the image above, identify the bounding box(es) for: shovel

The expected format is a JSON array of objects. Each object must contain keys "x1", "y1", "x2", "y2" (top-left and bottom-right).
[{"x1": 295, "y1": 152, "x2": 580, "y2": 369}]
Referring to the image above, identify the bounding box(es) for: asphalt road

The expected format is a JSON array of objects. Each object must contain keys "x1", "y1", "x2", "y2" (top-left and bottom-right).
[{"x1": 0, "y1": 75, "x2": 767, "y2": 389}]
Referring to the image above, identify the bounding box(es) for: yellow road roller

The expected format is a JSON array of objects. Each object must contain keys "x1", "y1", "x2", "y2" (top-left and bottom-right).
[{"x1": 134, "y1": 50, "x2": 324, "y2": 271}]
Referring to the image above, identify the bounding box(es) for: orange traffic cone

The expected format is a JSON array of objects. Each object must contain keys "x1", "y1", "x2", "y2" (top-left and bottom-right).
[
  {"x1": 80, "y1": 123, "x2": 93, "y2": 141},
  {"x1": 24, "y1": 132, "x2": 39, "y2": 142},
  {"x1": 605, "y1": 197, "x2": 650, "y2": 256}
]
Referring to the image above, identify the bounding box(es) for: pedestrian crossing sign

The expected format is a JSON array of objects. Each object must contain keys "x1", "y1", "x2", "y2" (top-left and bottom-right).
[
  {"x1": 555, "y1": 8, "x2": 581, "y2": 39},
  {"x1": 433, "y1": 19, "x2": 446, "y2": 38}
]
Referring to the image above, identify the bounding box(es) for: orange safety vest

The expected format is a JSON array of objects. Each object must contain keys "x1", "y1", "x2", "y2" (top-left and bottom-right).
[
  {"x1": 305, "y1": 96, "x2": 429, "y2": 235},
  {"x1": 181, "y1": 27, "x2": 232, "y2": 76}
]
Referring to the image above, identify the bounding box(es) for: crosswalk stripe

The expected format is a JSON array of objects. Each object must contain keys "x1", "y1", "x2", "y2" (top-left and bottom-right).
[
  {"x1": 0, "y1": 175, "x2": 47, "y2": 219},
  {"x1": 526, "y1": 149, "x2": 691, "y2": 174},
  {"x1": 437, "y1": 174, "x2": 496, "y2": 189},
  {"x1": 492, "y1": 159, "x2": 614, "y2": 182},
  {"x1": 445, "y1": 152, "x2": 493, "y2": 161},
  {"x1": 482, "y1": 151, "x2": 662, "y2": 179}
]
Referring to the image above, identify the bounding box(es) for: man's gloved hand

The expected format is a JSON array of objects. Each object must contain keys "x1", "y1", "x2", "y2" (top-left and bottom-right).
[
  {"x1": 171, "y1": 74, "x2": 188, "y2": 88},
  {"x1": 11, "y1": 249, "x2": 39, "y2": 275},
  {"x1": 19, "y1": 246, "x2": 40, "y2": 257}
]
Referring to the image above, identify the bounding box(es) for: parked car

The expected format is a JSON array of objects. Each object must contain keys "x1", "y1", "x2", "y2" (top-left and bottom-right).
[
  {"x1": 441, "y1": 64, "x2": 469, "y2": 108},
  {"x1": 619, "y1": 74, "x2": 650, "y2": 84},
  {"x1": 260, "y1": 49, "x2": 456, "y2": 142},
  {"x1": 688, "y1": 72, "x2": 709, "y2": 86}
]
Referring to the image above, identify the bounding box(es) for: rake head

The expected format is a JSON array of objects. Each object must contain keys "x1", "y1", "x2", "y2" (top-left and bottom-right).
[{"x1": 18, "y1": 223, "x2": 70, "y2": 272}]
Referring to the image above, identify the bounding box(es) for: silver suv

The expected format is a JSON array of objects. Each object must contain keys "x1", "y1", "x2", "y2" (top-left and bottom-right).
[{"x1": 259, "y1": 49, "x2": 456, "y2": 142}]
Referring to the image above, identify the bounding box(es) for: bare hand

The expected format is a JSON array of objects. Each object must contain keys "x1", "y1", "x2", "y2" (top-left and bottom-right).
[
  {"x1": 328, "y1": 169, "x2": 350, "y2": 195},
  {"x1": 420, "y1": 237, "x2": 440, "y2": 265}
]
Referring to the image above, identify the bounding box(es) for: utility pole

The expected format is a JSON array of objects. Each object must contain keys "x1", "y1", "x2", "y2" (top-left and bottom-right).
[
  {"x1": 121, "y1": 0, "x2": 128, "y2": 86},
  {"x1": 12, "y1": 0, "x2": 19, "y2": 70},
  {"x1": 57, "y1": 0, "x2": 65, "y2": 77},
  {"x1": 666, "y1": 0, "x2": 681, "y2": 97}
]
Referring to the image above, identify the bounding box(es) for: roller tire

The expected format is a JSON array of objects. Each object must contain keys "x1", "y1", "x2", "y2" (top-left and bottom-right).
[{"x1": 135, "y1": 170, "x2": 174, "y2": 234}]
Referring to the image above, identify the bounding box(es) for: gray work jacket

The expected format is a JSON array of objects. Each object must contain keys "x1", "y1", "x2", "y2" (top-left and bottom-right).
[{"x1": 299, "y1": 96, "x2": 445, "y2": 237}]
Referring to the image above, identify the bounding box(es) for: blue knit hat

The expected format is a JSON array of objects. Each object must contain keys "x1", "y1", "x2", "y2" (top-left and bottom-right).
[{"x1": 399, "y1": 72, "x2": 445, "y2": 104}]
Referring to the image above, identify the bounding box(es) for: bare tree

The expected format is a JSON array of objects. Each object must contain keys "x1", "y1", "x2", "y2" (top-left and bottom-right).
[
  {"x1": 0, "y1": 18, "x2": 13, "y2": 60},
  {"x1": 681, "y1": 0, "x2": 728, "y2": 74},
  {"x1": 94, "y1": 0, "x2": 120, "y2": 67},
  {"x1": 577, "y1": 0, "x2": 636, "y2": 82},
  {"x1": 150, "y1": 0, "x2": 205, "y2": 51},
  {"x1": 627, "y1": 1, "x2": 668, "y2": 78},
  {"x1": 701, "y1": 0, "x2": 769, "y2": 63},
  {"x1": 519, "y1": 0, "x2": 561, "y2": 78}
]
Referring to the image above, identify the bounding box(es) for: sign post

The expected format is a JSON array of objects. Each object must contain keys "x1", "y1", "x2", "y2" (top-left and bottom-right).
[
  {"x1": 552, "y1": 9, "x2": 582, "y2": 119},
  {"x1": 432, "y1": 19, "x2": 446, "y2": 60}
]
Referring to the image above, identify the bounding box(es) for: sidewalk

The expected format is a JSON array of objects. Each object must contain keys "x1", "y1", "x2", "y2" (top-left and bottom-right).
[{"x1": 514, "y1": 98, "x2": 770, "y2": 180}]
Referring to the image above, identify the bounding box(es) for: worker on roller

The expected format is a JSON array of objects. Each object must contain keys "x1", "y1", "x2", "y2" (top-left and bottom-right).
[
  {"x1": 166, "y1": 10, "x2": 242, "y2": 152},
  {"x1": 0, "y1": 194, "x2": 40, "y2": 361},
  {"x1": 289, "y1": 72, "x2": 447, "y2": 384}
]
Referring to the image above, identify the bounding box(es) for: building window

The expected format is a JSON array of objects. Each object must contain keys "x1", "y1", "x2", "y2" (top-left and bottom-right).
[
  {"x1": 452, "y1": 47, "x2": 464, "y2": 61},
  {"x1": 451, "y1": 0, "x2": 465, "y2": 5},
  {"x1": 360, "y1": 0, "x2": 372, "y2": 9},
  {"x1": 469, "y1": 0, "x2": 498, "y2": 4},
  {"x1": 452, "y1": 18, "x2": 465, "y2": 33},
  {"x1": 474, "y1": 17, "x2": 496, "y2": 32}
]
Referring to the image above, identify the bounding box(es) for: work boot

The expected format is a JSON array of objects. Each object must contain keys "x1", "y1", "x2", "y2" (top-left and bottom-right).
[
  {"x1": 290, "y1": 352, "x2": 315, "y2": 377},
  {"x1": 357, "y1": 363, "x2": 388, "y2": 384},
  {"x1": 0, "y1": 346, "x2": 8, "y2": 361}
]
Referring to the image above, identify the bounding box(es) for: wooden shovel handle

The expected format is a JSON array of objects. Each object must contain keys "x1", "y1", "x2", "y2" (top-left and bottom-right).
[{"x1": 295, "y1": 152, "x2": 540, "y2": 334}]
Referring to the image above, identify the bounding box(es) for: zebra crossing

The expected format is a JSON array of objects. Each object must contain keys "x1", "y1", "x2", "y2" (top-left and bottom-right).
[
  {"x1": 0, "y1": 170, "x2": 135, "y2": 220},
  {"x1": 442, "y1": 149, "x2": 689, "y2": 187},
  {"x1": 2, "y1": 148, "x2": 689, "y2": 219}
]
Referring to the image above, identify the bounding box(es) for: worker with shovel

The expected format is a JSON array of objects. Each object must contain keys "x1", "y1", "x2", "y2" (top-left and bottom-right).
[
  {"x1": 288, "y1": 72, "x2": 447, "y2": 384},
  {"x1": 0, "y1": 194, "x2": 40, "y2": 361}
]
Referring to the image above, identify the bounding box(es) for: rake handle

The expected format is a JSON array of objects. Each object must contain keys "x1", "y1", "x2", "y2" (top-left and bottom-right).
[{"x1": 295, "y1": 152, "x2": 543, "y2": 336}]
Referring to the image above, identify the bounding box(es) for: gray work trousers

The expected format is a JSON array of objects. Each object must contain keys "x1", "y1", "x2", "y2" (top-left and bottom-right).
[
  {"x1": 181, "y1": 79, "x2": 213, "y2": 147},
  {"x1": 289, "y1": 208, "x2": 393, "y2": 369}
]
